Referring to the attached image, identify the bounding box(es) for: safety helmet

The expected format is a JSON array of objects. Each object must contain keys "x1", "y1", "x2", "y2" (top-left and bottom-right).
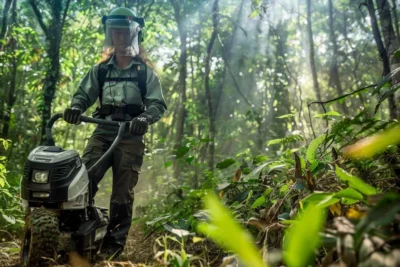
[{"x1": 102, "y1": 7, "x2": 145, "y2": 56}]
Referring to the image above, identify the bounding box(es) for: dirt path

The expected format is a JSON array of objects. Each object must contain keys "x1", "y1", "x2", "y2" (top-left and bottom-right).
[{"x1": 0, "y1": 223, "x2": 160, "y2": 267}]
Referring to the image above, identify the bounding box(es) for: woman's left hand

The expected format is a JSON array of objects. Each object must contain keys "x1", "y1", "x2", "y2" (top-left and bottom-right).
[{"x1": 129, "y1": 115, "x2": 150, "y2": 135}]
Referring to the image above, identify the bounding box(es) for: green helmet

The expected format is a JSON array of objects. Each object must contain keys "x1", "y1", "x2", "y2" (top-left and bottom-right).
[
  {"x1": 109, "y1": 7, "x2": 136, "y2": 17},
  {"x1": 102, "y1": 7, "x2": 145, "y2": 56},
  {"x1": 102, "y1": 7, "x2": 145, "y2": 40}
]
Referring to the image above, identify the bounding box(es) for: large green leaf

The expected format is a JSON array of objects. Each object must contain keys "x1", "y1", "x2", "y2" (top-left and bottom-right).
[
  {"x1": 283, "y1": 204, "x2": 326, "y2": 267},
  {"x1": 175, "y1": 146, "x2": 190, "y2": 158},
  {"x1": 216, "y1": 158, "x2": 237, "y2": 169},
  {"x1": 335, "y1": 166, "x2": 378, "y2": 196},
  {"x1": 252, "y1": 155, "x2": 268, "y2": 164},
  {"x1": 334, "y1": 188, "x2": 364, "y2": 204},
  {"x1": 343, "y1": 124, "x2": 400, "y2": 159},
  {"x1": 163, "y1": 161, "x2": 173, "y2": 168},
  {"x1": 197, "y1": 192, "x2": 265, "y2": 267},
  {"x1": 251, "y1": 196, "x2": 266, "y2": 209},
  {"x1": 2, "y1": 214, "x2": 16, "y2": 224},
  {"x1": 249, "y1": 9, "x2": 260, "y2": 18},
  {"x1": 306, "y1": 134, "x2": 326, "y2": 164},
  {"x1": 301, "y1": 192, "x2": 339, "y2": 208}
]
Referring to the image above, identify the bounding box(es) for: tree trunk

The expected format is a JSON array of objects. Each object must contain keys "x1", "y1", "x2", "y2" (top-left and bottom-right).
[
  {"x1": 328, "y1": 0, "x2": 348, "y2": 114},
  {"x1": 2, "y1": 0, "x2": 17, "y2": 138},
  {"x1": 41, "y1": 1, "x2": 62, "y2": 143},
  {"x1": 375, "y1": 0, "x2": 400, "y2": 189},
  {"x1": 0, "y1": 0, "x2": 14, "y2": 49},
  {"x1": 215, "y1": 0, "x2": 246, "y2": 119},
  {"x1": 170, "y1": 0, "x2": 187, "y2": 181},
  {"x1": 342, "y1": 10, "x2": 367, "y2": 108},
  {"x1": 306, "y1": 0, "x2": 322, "y2": 102},
  {"x1": 391, "y1": 0, "x2": 400, "y2": 44},
  {"x1": 29, "y1": 0, "x2": 70, "y2": 144},
  {"x1": 0, "y1": 0, "x2": 14, "y2": 125},
  {"x1": 376, "y1": 0, "x2": 399, "y2": 119},
  {"x1": 204, "y1": 0, "x2": 219, "y2": 172},
  {"x1": 367, "y1": 0, "x2": 396, "y2": 119},
  {"x1": 267, "y1": 24, "x2": 291, "y2": 140}
]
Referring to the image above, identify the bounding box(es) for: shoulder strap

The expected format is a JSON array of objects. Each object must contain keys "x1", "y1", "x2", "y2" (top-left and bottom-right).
[
  {"x1": 97, "y1": 60, "x2": 112, "y2": 105},
  {"x1": 136, "y1": 63, "x2": 147, "y2": 102}
]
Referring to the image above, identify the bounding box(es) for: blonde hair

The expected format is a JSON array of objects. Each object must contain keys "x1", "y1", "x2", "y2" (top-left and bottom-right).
[{"x1": 98, "y1": 45, "x2": 159, "y2": 76}]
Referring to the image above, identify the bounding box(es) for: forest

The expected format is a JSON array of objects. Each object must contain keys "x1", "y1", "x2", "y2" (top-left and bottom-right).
[{"x1": 0, "y1": 0, "x2": 400, "y2": 266}]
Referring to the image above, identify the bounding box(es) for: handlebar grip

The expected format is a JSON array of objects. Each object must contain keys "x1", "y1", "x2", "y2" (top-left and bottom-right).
[{"x1": 45, "y1": 113, "x2": 127, "y2": 146}]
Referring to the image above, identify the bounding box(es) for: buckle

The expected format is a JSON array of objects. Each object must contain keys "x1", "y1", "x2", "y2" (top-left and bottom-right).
[{"x1": 111, "y1": 106, "x2": 125, "y2": 121}]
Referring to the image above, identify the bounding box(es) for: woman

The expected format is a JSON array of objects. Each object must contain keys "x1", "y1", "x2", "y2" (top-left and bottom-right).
[{"x1": 63, "y1": 7, "x2": 167, "y2": 258}]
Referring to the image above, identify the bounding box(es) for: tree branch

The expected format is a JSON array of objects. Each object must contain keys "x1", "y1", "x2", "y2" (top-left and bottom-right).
[
  {"x1": 29, "y1": 0, "x2": 48, "y2": 36},
  {"x1": 204, "y1": 0, "x2": 219, "y2": 171},
  {"x1": 308, "y1": 84, "x2": 377, "y2": 107},
  {"x1": 142, "y1": 0, "x2": 155, "y2": 18},
  {"x1": 61, "y1": 0, "x2": 71, "y2": 31}
]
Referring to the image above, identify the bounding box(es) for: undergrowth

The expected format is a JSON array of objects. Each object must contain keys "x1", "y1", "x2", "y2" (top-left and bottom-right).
[{"x1": 139, "y1": 111, "x2": 400, "y2": 267}]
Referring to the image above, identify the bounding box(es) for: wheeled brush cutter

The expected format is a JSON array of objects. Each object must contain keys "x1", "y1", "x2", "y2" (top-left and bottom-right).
[{"x1": 20, "y1": 113, "x2": 126, "y2": 266}]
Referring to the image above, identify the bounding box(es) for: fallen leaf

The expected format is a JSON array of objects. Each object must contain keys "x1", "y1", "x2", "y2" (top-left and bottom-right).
[
  {"x1": 306, "y1": 169, "x2": 316, "y2": 192},
  {"x1": 233, "y1": 168, "x2": 242, "y2": 182},
  {"x1": 346, "y1": 207, "x2": 367, "y2": 219},
  {"x1": 329, "y1": 202, "x2": 342, "y2": 216}
]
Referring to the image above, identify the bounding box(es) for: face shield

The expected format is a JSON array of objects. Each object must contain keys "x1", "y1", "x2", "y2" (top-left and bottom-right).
[{"x1": 103, "y1": 18, "x2": 141, "y2": 57}]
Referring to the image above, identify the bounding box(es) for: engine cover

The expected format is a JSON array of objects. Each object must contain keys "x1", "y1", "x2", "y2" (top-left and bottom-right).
[{"x1": 21, "y1": 146, "x2": 88, "y2": 206}]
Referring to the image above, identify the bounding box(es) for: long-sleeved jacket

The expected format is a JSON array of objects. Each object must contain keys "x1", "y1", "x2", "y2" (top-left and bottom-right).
[{"x1": 70, "y1": 56, "x2": 167, "y2": 136}]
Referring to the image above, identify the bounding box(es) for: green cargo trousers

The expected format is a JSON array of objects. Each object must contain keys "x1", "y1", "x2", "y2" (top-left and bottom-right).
[{"x1": 81, "y1": 133, "x2": 144, "y2": 251}]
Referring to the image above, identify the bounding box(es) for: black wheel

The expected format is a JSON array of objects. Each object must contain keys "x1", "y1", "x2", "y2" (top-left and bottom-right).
[{"x1": 20, "y1": 207, "x2": 60, "y2": 267}]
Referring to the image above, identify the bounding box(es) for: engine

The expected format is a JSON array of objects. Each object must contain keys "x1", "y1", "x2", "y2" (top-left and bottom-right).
[{"x1": 21, "y1": 146, "x2": 89, "y2": 209}]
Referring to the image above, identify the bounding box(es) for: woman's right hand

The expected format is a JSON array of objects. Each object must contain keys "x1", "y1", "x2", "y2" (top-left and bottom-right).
[{"x1": 64, "y1": 106, "x2": 82, "y2": 124}]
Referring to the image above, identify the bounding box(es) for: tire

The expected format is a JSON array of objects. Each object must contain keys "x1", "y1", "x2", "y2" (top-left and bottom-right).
[{"x1": 20, "y1": 207, "x2": 60, "y2": 267}]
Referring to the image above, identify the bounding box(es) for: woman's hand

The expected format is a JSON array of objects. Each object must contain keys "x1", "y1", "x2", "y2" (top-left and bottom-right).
[
  {"x1": 129, "y1": 115, "x2": 150, "y2": 135},
  {"x1": 64, "y1": 106, "x2": 82, "y2": 124}
]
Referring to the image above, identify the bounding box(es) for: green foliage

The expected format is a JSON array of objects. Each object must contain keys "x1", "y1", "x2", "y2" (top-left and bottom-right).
[
  {"x1": 0, "y1": 139, "x2": 23, "y2": 231},
  {"x1": 154, "y1": 235, "x2": 204, "y2": 267},
  {"x1": 216, "y1": 158, "x2": 237, "y2": 169},
  {"x1": 267, "y1": 134, "x2": 304, "y2": 146},
  {"x1": 175, "y1": 146, "x2": 190, "y2": 158},
  {"x1": 343, "y1": 123, "x2": 400, "y2": 159},
  {"x1": 197, "y1": 192, "x2": 265, "y2": 267},
  {"x1": 2, "y1": 0, "x2": 400, "y2": 265},
  {"x1": 355, "y1": 193, "x2": 400, "y2": 244},
  {"x1": 283, "y1": 204, "x2": 326, "y2": 267},
  {"x1": 306, "y1": 134, "x2": 326, "y2": 165},
  {"x1": 335, "y1": 166, "x2": 378, "y2": 196},
  {"x1": 249, "y1": 9, "x2": 260, "y2": 19},
  {"x1": 314, "y1": 111, "x2": 342, "y2": 119}
]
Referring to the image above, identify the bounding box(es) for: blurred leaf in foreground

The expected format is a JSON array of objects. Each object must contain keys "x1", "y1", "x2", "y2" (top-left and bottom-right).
[
  {"x1": 335, "y1": 166, "x2": 378, "y2": 196},
  {"x1": 283, "y1": 204, "x2": 326, "y2": 267},
  {"x1": 197, "y1": 192, "x2": 265, "y2": 267},
  {"x1": 342, "y1": 124, "x2": 400, "y2": 159}
]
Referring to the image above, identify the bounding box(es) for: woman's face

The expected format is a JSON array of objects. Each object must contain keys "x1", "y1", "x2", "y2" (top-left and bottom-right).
[{"x1": 111, "y1": 28, "x2": 132, "y2": 52}]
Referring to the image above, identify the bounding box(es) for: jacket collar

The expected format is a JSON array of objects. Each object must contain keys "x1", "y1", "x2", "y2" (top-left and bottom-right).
[{"x1": 107, "y1": 55, "x2": 141, "y2": 69}]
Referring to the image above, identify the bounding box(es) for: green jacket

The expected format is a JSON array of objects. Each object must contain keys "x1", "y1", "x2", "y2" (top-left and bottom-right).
[{"x1": 71, "y1": 56, "x2": 167, "y2": 136}]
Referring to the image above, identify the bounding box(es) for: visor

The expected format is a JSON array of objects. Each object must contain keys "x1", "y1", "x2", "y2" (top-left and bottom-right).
[{"x1": 103, "y1": 19, "x2": 140, "y2": 56}]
